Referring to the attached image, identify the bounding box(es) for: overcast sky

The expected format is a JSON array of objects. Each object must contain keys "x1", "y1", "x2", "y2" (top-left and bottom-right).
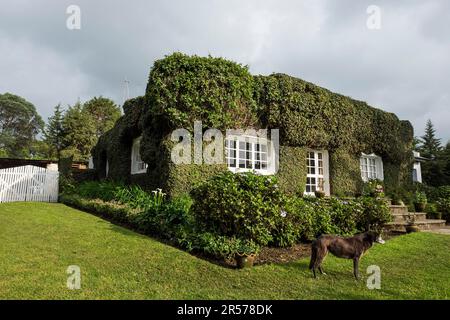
[{"x1": 1, "y1": 0, "x2": 449, "y2": 142}]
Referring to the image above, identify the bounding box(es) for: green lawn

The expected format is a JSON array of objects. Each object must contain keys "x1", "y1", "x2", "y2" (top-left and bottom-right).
[{"x1": 0, "y1": 202, "x2": 449, "y2": 300}]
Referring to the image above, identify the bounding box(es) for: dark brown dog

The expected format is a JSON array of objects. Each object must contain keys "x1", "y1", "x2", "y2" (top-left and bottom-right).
[{"x1": 309, "y1": 231, "x2": 385, "y2": 279}]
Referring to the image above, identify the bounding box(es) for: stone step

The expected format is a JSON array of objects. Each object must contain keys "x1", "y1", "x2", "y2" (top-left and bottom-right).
[
  {"x1": 385, "y1": 219, "x2": 447, "y2": 232},
  {"x1": 389, "y1": 205, "x2": 409, "y2": 215},
  {"x1": 392, "y1": 212, "x2": 427, "y2": 223}
]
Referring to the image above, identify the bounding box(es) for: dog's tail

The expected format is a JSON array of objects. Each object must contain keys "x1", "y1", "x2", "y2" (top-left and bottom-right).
[{"x1": 309, "y1": 240, "x2": 317, "y2": 270}]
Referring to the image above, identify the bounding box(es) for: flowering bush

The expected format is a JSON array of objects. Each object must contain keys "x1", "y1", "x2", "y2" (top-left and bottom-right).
[
  {"x1": 190, "y1": 172, "x2": 393, "y2": 247},
  {"x1": 190, "y1": 171, "x2": 289, "y2": 246}
]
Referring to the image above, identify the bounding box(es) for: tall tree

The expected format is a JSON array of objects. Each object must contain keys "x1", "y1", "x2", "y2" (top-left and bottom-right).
[
  {"x1": 44, "y1": 104, "x2": 65, "y2": 160},
  {"x1": 83, "y1": 96, "x2": 121, "y2": 138},
  {"x1": 419, "y1": 119, "x2": 442, "y2": 159},
  {"x1": 443, "y1": 142, "x2": 450, "y2": 184},
  {"x1": 418, "y1": 120, "x2": 446, "y2": 186},
  {"x1": 62, "y1": 101, "x2": 97, "y2": 161},
  {"x1": 0, "y1": 92, "x2": 44, "y2": 158}
]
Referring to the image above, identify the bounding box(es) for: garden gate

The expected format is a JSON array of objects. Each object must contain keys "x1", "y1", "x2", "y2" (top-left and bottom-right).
[{"x1": 0, "y1": 165, "x2": 59, "y2": 203}]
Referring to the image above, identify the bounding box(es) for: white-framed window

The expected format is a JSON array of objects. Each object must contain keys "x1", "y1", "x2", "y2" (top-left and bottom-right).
[
  {"x1": 305, "y1": 150, "x2": 330, "y2": 196},
  {"x1": 360, "y1": 153, "x2": 384, "y2": 182},
  {"x1": 131, "y1": 137, "x2": 148, "y2": 175},
  {"x1": 225, "y1": 135, "x2": 275, "y2": 175}
]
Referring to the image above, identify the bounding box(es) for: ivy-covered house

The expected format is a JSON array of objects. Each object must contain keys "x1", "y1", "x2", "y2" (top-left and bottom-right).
[{"x1": 92, "y1": 53, "x2": 414, "y2": 198}]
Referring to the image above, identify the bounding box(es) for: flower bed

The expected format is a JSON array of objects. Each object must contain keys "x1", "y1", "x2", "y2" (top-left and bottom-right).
[{"x1": 60, "y1": 173, "x2": 392, "y2": 267}]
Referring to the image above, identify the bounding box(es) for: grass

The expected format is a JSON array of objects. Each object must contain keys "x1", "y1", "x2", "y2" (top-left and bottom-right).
[{"x1": 0, "y1": 202, "x2": 449, "y2": 300}]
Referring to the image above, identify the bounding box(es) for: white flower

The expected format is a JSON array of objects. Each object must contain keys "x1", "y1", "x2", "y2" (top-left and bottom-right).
[{"x1": 280, "y1": 210, "x2": 287, "y2": 218}]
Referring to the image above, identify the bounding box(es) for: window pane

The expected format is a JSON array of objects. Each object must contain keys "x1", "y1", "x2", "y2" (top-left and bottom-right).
[
  {"x1": 318, "y1": 160, "x2": 323, "y2": 168},
  {"x1": 318, "y1": 178, "x2": 324, "y2": 191},
  {"x1": 261, "y1": 144, "x2": 267, "y2": 153}
]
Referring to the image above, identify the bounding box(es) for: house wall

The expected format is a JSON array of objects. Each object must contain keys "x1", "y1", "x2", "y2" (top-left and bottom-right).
[
  {"x1": 92, "y1": 53, "x2": 415, "y2": 198},
  {"x1": 276, "y1": 146, "x2": 307, "y2": 195}
]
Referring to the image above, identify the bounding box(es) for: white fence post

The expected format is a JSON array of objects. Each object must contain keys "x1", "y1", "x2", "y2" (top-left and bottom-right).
[{"x1": 0, "y1": 165, "x2": 59, "y2": 203}]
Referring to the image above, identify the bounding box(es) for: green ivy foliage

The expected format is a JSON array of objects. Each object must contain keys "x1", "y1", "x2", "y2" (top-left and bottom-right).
[
  {"x1": 93, "y1": 53, "x2": 414, "y2": 197},
  {"x1": 145, "y1": 52, "x2": 258, "y2": 131}
]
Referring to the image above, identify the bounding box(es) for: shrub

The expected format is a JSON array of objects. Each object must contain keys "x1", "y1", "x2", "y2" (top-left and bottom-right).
[
  {"x1": 284, "y1": 197, "x2": 332, "y2": 241},
  {"x1": 185, "y1": 233, "x2": 260, "y2": 260},
  {"x1": 74, "y1": 181, "x2": 166, "y2": 211},
  {"x1": 285, "y1": 197, "x2": 362, "y2": 241},
  {"x1": 414, "y1": 191, "x2": 428, "y2": 204},
  {"x1": 59, "y1": 193, "x2": 139, "y2": 223},
  {"x1": 59, "y1": 175, "x2": 76, "y2": 195},
  {"x1": 437, "y1": 198, "x2": 450, "y2": 222},
  {"x1": 355, "y1": 197, "x2": 391, "y2": 232},
  {"x1": 327, "y1": 198, "x2": 360, "y2": 235},
  {"x1": 435, "y1": 186, "x2": 450, "y2": 200},
  {"x1": 76, "y1": 181, "x2": 120, "y2": 202},
  {"x1": 190, "y1": 171, "x2": 288, "y2": 247},
  {"x1": 134, "y1": 194, "x2": 194, "y2": 238},
  {"x1": 425, "y1": 203, "x2": 441, "y2": 220},
  {"x1": 116, "y1": 186, "x2": 166, "y2": 211}
]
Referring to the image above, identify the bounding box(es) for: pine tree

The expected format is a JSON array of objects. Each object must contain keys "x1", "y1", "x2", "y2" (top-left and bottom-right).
[
  {"x1": 44, "y1": 104, "x2": 65, "y2": 160},
  {"x1": 419, "y1": 119, "x2": 442, "y2": 159},
  {"x1": 62, "y1": 102, "x2": 97, "y2": 162}
]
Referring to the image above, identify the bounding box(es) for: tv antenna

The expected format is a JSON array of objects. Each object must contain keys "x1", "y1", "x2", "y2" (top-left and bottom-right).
[{"x1": 123, "y1": 77, "x2": 130, "y2": 105}]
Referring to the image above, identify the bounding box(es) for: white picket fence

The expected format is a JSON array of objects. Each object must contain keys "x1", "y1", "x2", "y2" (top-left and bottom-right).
[{"x1": 0, "y1": 165, "x2": 59, "y2": 203}]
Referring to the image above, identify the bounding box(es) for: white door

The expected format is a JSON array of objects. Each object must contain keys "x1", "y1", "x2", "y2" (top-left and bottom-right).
[{"x1": 305, "y1": 150, "x2": 330, "y2": 196}]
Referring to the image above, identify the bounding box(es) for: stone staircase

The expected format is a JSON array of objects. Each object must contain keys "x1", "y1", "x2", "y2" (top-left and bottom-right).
[{"x1": 385, "y1": 205, "x2": 446, "y2": 232}]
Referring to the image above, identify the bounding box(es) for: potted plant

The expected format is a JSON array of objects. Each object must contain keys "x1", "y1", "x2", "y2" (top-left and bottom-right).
[
  {"x1": 413, "y1": 191, "x2": 427, "y2": 212},
  {"x1": 389, "y1": 191, "x2": 404, "y2": 206},
  {"x1": 405, "y1": 212, "x2": 420, "y2": 233},
  {"x1": 235, "y1": 240, "x2": 259, "y2": 269},
  {"x1": 314, "y1": 190, "x2": 326, "y2": 198}
]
